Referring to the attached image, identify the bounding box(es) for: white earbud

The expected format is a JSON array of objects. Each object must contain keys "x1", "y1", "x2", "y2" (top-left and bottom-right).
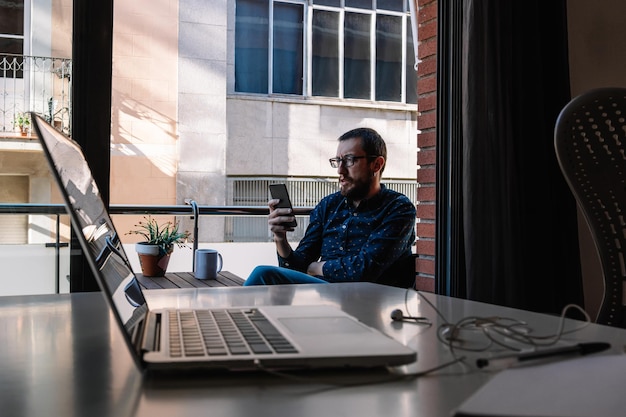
[{"x1": 390, "y1": 309, "x2": 429, "y2": 324}]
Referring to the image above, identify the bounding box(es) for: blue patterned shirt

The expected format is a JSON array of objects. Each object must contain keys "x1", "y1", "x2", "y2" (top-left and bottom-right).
[{"x1": 278, "y1": 184, "x2": 416, "y2": 282}]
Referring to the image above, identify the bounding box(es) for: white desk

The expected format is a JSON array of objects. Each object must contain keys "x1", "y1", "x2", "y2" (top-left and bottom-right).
[{"x1": 0, "y1": 282, "x2": 623, "y2": 417}]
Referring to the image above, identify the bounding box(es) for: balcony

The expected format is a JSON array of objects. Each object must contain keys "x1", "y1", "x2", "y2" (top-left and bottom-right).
[
  {"x1": 0, "y1": 180, "x2": 417, "y2": 296},
  {"x1": 0, "y1": 54, "x2": 71, "y2": 136},
  {"x1": 0, "y1": 55, "x2": 419, "y2": 296},
  {"x1": 0, "y1": 202, "x2": 292, "y2": 296}
]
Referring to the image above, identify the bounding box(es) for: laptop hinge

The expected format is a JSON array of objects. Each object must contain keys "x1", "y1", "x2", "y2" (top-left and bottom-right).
[{"x1": 140, "y1": 312, "x2": 161, "y2": 353}]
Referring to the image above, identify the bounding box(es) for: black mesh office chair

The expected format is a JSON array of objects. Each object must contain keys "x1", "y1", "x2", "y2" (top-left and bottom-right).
[
  {"x1": 374, "y1": 253, "x2": 417, "y2": 289},
  {"x1": 554, "y1": 87, "x2": 626, "y2": 328}
]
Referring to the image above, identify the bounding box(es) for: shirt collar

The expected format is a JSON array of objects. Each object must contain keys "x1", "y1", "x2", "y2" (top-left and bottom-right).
[{"x1": 344, "y1": 184, "x2": 387, "y2": 209}]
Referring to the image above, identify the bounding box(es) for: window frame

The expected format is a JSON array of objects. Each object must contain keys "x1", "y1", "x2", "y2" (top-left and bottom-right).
[
  {"x1": 270, "y1": 0, "x2": 306, "y2": 95},
  {"x1": 0, "y1": 0, "x2": 30, "y2": 55},
  {"x1": 234, "y1": 0, "x2": 416, "y2": 105}
]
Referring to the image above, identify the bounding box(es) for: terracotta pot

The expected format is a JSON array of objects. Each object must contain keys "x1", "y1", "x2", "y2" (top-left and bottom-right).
[{"x1": 135, "y1": 243, "x2": 171, "y2": 277}]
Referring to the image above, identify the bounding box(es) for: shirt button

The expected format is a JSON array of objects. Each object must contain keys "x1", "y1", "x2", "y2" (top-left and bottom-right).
[
  {"x1": 342, "y1": 225, "x2": 346, "y2": 229},
  {"x1": 353, "y1": 213, "x2": 357, "y2": 216},
  {"x1": 339, "y1": 246, "x2": 344, "y2": 251}
]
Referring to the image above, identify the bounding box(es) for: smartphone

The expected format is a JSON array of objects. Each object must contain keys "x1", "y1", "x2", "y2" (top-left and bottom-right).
[{"x1": 269, "y1": 184, "x2": 297, "y2": 227}]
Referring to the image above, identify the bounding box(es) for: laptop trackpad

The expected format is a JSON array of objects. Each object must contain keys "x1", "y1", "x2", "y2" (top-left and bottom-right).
[{"x1": 278, "y1": 317, "x2": 368, "y2": 334}]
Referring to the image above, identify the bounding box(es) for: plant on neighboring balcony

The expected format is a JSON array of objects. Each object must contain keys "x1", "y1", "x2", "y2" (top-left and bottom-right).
[
  {"x1": 14, "y1": 112, "x2": 31, "y2": 133},
  {"x1": 126, "y1": 215, "x2": 191, "y2": 257}
]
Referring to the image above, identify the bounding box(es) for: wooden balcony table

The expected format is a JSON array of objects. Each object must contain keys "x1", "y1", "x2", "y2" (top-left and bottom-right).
[{"x1": 136, "y1": 271, "x2": 245, "y2": 289}]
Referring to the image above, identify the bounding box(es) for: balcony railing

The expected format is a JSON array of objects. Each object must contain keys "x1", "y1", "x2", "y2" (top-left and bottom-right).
[
  {"x1": 0, "y1": 54, "x2": 72, "y2": 135},
  {"x1": 0, "y1": 202, "x2": 313, "y2": 296}
]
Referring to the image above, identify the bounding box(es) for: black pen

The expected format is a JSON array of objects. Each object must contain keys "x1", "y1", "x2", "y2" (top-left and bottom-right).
[{"x1": 476, "y1": 342, "x2": 611, "y2": 369}]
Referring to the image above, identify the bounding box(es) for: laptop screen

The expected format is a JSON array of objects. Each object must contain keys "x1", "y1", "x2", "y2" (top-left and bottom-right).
[{"x1": 32, "y1": 114, "x2": 148, "y2": 340}]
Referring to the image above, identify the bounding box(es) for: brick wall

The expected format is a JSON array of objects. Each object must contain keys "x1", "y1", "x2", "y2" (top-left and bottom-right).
[{"x1": 414, "y1": 0, "x2": 437, "y2": 292}]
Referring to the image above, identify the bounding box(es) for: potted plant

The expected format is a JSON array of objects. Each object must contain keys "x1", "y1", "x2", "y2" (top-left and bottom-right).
[
  {"x1": 126, "y1": 215, "x2": 191, "y2": 277},
  {"x1": 14, "y1": 112, "x2": 31, "y2": 136}
]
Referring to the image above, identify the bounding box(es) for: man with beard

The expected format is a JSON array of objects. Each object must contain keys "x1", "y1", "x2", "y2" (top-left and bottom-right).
[{"x1": 244, "y1": 127, "x2": 416, "y2": 287}]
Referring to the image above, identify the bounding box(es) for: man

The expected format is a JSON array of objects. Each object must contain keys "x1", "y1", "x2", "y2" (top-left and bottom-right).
[{"x1": 244, "y1": 127, "x2": 416, "y2": 287}]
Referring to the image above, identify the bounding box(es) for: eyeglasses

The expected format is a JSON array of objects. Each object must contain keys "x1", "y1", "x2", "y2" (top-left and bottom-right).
[{"x1": 329, "y1": 155, "x2": 378, "y2": 168}]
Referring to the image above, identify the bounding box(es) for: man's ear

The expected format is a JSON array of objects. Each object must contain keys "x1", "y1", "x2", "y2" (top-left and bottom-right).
[{"x1": 372, "y1": 156, "x2": 385, "y2": 174}]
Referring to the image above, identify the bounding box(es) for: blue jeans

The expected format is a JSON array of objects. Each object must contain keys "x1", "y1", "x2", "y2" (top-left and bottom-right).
[{"x1": 244, "y1": 265, "x2": 329, "y2": 286}]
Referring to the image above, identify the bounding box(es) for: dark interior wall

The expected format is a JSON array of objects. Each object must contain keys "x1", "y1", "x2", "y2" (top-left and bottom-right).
[
  {"x1": 70, "y1": 0, "x2": 114, "y2": 292},
  {"x1": 421, "y1": 0, "x2": 626, "y2": 317},
  {"x1": 567, "y1": 0, "x2": 626, "y2": 319}
]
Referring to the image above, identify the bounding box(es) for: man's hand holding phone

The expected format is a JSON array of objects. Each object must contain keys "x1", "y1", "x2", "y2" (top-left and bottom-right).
[
  {"x1": 268, "y1": 200, "x2": 297, "y2": 235},
  {"x1": 269, "y1": 184, "x2": 297, "y2": 231},
  {"x1": 268, "y1": 184, "x2": 297, "y2": 259}
]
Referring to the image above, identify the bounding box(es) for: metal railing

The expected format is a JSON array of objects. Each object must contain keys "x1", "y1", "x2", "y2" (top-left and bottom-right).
[
  {"x1": 0, "y1": 202, "x2": 311, "y2": 295},
  {"x1": 0, "y1": 54, "x2": 72, "y2": 135}
]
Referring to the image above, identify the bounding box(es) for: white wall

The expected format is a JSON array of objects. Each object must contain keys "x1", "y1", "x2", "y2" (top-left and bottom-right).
[
  {"x1": 124, "y1": 242, "x2": 278, "y2": 282},
  {"x1": 226, "y1": 98, "x2": 418, "y2": 180},
  {"x1": 0, "y1": 245, "x2": 70, "y2": 296},
  {"x1": 0, "y1": 242, "x2": 277, "y2": 296},
  {"x1": 177, "y1": 0, "x2": 229, "y2": 243}
]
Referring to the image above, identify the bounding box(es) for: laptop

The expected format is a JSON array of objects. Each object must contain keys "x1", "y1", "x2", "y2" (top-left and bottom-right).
[{"x1": 31, "y1": 113, "x2": 417, "y2": 373}]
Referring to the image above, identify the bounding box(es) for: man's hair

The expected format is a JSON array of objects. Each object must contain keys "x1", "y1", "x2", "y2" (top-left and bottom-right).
[{"x1": 338, "y1": 127, "x2": 387, "y2": 173}]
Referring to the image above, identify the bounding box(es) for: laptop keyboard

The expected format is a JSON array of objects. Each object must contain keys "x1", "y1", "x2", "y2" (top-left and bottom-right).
[{"x1": 168, "y1": 308, "x2": 299, "y2": 357}]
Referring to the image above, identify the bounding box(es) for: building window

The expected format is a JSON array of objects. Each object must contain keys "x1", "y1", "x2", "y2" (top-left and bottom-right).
[
  {"x1": 235, "y1": 0, "x2": 416, "y2": 104},
  {"x1": 273, "y1": 3, "x2": 304, "y2": 94},
  {"x1": 0, "y1": 0, "x2": 25, "y2": 78}
]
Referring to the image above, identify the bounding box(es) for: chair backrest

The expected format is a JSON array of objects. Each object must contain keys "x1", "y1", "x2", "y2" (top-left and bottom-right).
[
  {"x1": 375, "y1": 253, "x2": 417, "y2": 289},
  {"x1": 554, "y1": 87, "x2": 626, "y2": 327}
]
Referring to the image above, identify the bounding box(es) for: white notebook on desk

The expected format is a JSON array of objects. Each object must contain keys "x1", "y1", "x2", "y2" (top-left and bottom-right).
[{"x1": 453, "y1": 354, "x2": 626, "y2": 417}]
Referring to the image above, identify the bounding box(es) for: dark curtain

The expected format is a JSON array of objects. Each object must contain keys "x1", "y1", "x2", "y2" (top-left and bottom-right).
[{"x1": 437, "y1": 0, "x2": 584, "y2": 315}]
